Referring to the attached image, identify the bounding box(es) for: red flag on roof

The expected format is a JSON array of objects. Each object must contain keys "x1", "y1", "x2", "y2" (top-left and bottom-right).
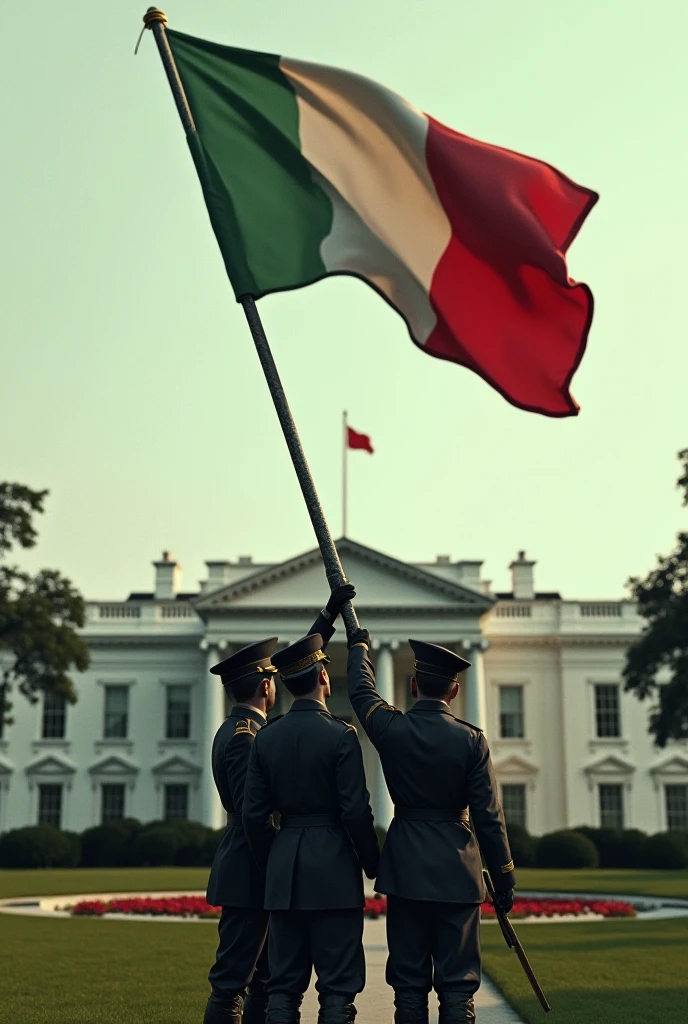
[{"x1": 347, "y1": 427, "x2": 374, "y2": 454}]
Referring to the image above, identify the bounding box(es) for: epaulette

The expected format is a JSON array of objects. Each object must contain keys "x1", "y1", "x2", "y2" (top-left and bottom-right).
[
  {"x1": 453, "y1": 717, "x2": 483, "y2": 733},
  {"x1": 331, "y1": 714, "x2": 357, "y2": 733},
  {"x1": 232, "y1": 718, "x2": 258, "y2": 738},
  {"x1": 365, "y1": 699, "x2": 401, "y2": 722},
  {"x1": 265, "y1": 714, "x2": 284, "y2": 727}
]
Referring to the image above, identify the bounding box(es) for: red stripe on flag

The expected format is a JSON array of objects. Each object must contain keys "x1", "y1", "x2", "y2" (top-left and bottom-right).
[
  {"x1": 347, "y1": 427, "x2": 374, "y2": 453},
  {"x1": 423, "y1": 117, "x2": 597, "y2": 417}
]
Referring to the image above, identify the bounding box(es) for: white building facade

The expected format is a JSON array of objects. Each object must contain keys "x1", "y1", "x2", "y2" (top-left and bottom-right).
[{"x1": 1, "y1": 540, "x2": 687, "y2": 838}]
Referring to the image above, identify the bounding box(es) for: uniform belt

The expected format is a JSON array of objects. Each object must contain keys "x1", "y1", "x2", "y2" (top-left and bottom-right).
[
  {"x1": 394, "y1": 807, "x2": 470, "y2": 823},
  {"x1": 280, "y1": 814, "x2": 340, "y2": 828},
  {"x1": 226, "y1": 813, "x2": 242, "y2": 827}
]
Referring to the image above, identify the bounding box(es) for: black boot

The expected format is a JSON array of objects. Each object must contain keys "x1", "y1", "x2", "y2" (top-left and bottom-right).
[
  {"x1": 393, "y1": 989, "x2": 429, "y2": 1024},
  {"x1": 203, "y1": 992, "x2": 244, "y2": 1024},
  {"x1": 267, "y1": 993, "x2": 302, "y2": 1024},
  {"x1": 317, "y1": 993, "x2": 357, "y2": 1024},
  {"x1": 243, "y1": 991, "x2": 268, "y2": 1024},
  {"x1": 437, "y1": 991, "x2": 475, "y2": 1024}
]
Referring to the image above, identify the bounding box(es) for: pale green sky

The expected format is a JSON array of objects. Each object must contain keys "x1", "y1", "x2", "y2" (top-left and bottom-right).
[{"x1": 2, "y1": 0, "x2": 686, "y2": 600}]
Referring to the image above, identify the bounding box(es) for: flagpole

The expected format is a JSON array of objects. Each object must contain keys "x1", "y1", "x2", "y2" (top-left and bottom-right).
[
  {"x1": 142, "y1": 8, "x2": 359, "y2": 635},
  {"x1": 342, "y1": 410, "x2": 348, "y2": 537}
]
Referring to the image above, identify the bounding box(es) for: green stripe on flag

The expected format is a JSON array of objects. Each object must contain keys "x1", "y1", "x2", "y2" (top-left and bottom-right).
[{"x1": 168, "y1": 30, "x2": 332, "y2": 297}]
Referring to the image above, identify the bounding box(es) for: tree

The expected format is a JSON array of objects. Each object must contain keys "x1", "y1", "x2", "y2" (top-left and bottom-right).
[
  {"x1": 0, "y1": 484, "x2": 89, "y2": 726},
  {"x1": 623, "y1": 450, "x2": 688, "y2": 746}
]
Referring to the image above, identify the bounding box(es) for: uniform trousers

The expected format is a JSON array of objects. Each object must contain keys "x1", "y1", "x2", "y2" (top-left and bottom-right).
[
  {"x1": 268, "y1": 909, "x2": 365, "y2": 997},
  {"x1": 385, "y1": 896, "x2": 481, "y2": 995},
  {"x1": 208, "y1": 906, "x2": 270, "y2": 1005}
]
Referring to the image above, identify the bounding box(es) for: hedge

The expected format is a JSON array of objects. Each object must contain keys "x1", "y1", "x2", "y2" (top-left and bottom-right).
[
  {"x1": 574, "y1": 827, "x2": 648, "y2": 869},
  {"x1": 641, "y1": 833, "x2": 688, "y2": 870},
  {"x1": 536, "y1": 830, "x2": 600, "y2": 869},
  {"x1": 0, "y1": 825, "x2": 79, "y2": 869},
  {"x1": 506, "y1": 823, "x2": 538, "y2": 868}
]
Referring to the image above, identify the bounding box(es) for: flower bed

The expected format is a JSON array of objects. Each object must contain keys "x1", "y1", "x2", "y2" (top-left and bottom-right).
[{"x1": 70, "y1": 893, "x2": 636, "y2": 919}]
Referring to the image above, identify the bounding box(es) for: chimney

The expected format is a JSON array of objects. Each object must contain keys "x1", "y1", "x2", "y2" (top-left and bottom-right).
[
  {"x1": 154, "y1": 551, "x2": 182, "y2": 600},
  {"x1": 510, "y1": 551, "x2": 535, "y2": 600},
  {"x1": 205, "y1": 560, "x2": 232, "y2": 591},
  {"x1": 455, "y1": 560, "x2": 483, "y2": 592}
]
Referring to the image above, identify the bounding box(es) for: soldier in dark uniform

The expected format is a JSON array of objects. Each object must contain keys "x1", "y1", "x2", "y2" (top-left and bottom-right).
[
  {"x1": 242, "y1": 628, "x2": 380, "y2": 1024},
  {"x1": 204, "y1": 585, "x2": 355, "y2": 1024},
  {"x1": 346, "y1": 630, "x2": 516, "y2": 1024}
]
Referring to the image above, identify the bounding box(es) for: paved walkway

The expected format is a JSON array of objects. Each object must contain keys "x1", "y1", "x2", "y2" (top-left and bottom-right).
[{"x1": 302, "y1": 918, "x2": 525, "y2": 1024}]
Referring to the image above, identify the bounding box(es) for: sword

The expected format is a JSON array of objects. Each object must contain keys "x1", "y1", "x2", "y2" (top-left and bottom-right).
[{"x1": 483, "y1": 869, "x2": 552, "y2": 1013}]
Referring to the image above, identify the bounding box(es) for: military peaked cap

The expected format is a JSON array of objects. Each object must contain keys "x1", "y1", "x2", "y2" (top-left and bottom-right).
[
  {"x1": 210, "y1": 637, "x2": 278, "y2": 685},
  {"x1": 409, "y1": 639, "x2": 471, "y2": 682},
  {"x1": 272, "y1": 633, "x2": 329, "y2": 678}
]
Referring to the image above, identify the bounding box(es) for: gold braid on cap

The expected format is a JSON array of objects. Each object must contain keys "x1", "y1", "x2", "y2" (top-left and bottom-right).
[
  {"x1": 279, "y1": 649, "x2": 327, "y2": 677},
  {"x1": 228, "y1": 663, "x2": 277, "y2": 685},
  {"x1": 414, "y1": 659, "x2": 459, "y2": 682}
]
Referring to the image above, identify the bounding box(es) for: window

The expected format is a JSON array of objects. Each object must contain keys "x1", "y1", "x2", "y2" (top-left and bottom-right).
[
  {"x1": 42, "y1": 694, "x2": 66, "y2": 739},
  {"x1": 165, "y1": 686, "x2": 191, "y2": 739},
  {"x1": 599, "y1": 784, "x2": 624, "y2": 828},
  {"x1": 164, "y1": 783, "x2": 189, "y2": 820},
  {"x1": 665, "y1": 785, "x2": 688, "y2": 831},
  {"x1": 101, "y1": 783, "x2": 126, "y2": 823},
  {"x1": 38, "y1": 784, "x2": 63, "y2": 828},
  {"x1": 499, "y1": 686, "x2": 524, "y2": 739},
  {"x1": 104, "y1": 686, "x2": 129, "y2": 739},
  {"x1": 501, "y1": 784, "x2": 527, "y2": 828},
  {"x1": 594, "y1": 685, "x2": 621, "y2": 738}
]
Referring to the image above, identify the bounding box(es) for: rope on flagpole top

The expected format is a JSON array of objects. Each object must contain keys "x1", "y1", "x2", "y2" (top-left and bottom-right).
[{"x1": 140, "y1": 7, "x2": 359, "y2": 637}]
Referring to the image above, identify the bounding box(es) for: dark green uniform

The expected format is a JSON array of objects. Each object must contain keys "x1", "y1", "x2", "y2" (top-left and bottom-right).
[
  {"x1": 347, "y1": 642, "x2": 515, "y2": 1024},
  {"x1": 243, "y1": 634, "x2": 379, "y2": 1024}
]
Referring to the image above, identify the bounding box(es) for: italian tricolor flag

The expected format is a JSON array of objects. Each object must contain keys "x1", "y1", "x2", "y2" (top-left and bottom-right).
[{"x1": 168, "y1": 30, "x2": 597, "y2": 417}]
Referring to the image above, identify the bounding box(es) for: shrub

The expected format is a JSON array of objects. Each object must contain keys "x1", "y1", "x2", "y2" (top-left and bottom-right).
[
  {"x1": 62, "y1": 831, "x2": 83, "y2": 868},
  {"x1": 0, "y1": 825, "x2": 76, "y2": 869},
  {"x1": 506, "y1": 823, "x2": 537, "y2": 868},
  {"x1": 574, "y1": 827, "x2": 648, "y2": 869},
  {"x1": 536, "y1": 830, "x2": 599, "y2": 869},
  {"x1": 130, "y1": 826, "x2": 180, "y2": 867},
  {"x1": 168, "y1": 821, "x2": 214, "y2": 866},
  {"x1": 641, "y1": 832, "x2": 688, "y2": 870},
  {"x1": 80, "y1": 819, "x2": 142, "y2": 868}
]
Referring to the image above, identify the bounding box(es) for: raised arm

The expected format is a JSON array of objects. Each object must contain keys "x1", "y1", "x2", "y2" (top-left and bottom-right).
[
  {"x1": 335, "y1": 725, "x2": 380, "y2": 879},
  {"x1": 242, "y1": 735, "x2": 277, "y2": 871},
  {"x1": 467, "y1": 731, "x2": 516, "y2": 893},
  {"x1": 346, "y1": 629, "x2": 400, "y2": 747}
]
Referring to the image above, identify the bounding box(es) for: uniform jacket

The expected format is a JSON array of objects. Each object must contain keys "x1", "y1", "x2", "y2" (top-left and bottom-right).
[
  {"x1": 242, "y1": 699, "x2": 380, "y2": 911},
  {"x1": 347, "y1": 644, "x2": 516, "y2": 904},
  {"x1": 206, "y1": 611, "x2": 335, "y2": 908}
]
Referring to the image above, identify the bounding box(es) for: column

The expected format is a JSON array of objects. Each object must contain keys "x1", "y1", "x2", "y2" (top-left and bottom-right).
[
  {"x1": 463, "y1": 640, "x2": 488, "y2": 734},
  {"x1": 200, "y1": 640, "x2": 227, "y2": 829},
  {"x1": 372, "y1": 641, "x2": 395, "y2": 830}
]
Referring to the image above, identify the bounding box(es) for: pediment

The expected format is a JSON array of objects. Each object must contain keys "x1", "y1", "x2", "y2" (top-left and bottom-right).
[
  {"x1": 152, "y1": 754, "x2": 202, "y2": 777},
  {"x1": 650, "y1": 754, "x2": 688, "y2": 778},
  {"x1": 25, "y1": 753, "x2": 77, "y2": 777},
  {"x1": 88, "y1": 754, "x2": 139, "y2": 776},
  {"x1": 583, "y1": 754, "x2": 635, "y2": 777},
  {"x1": 194, "y1": 538, "x2": 494, "y2": 614},
  {"x1": 493, "y1": 755, "x2": 538, "y2": 777}
]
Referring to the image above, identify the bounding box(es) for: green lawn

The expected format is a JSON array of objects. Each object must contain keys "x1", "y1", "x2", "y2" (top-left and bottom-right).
[
  {"x1": 517, "y1": 868, "x2": 688, "y2": 900},
  {"x1": 1, "y1": 912, "x2": 686, "y2": 1023},
  {"x1": 482, "y1": 918, "x2": 688, "y2": 1024},
  {"x1": 0, "y1": 867, "x2": 209, "y2": 900}
]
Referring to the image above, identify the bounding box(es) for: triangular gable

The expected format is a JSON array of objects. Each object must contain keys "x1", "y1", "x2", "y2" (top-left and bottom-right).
[
  {"x1": 152, "y1": 754, "x2": 202, "y2": 777},
  {"x1": 650, "y1": 754, "x2": 688, "y2": 778},
  {"x1": 25, "y1": 753, "x2": 77, "y2": 777},
  {"x1": 195, "y1": 538, "x2": 493, "y2": 612},
  {"x1": 583, "y1": 753, "x2": 635, "y2": 777},
  {"x1": 88, "y1": 754, "x2": 140, "y2": 777},
  {"x1": 493, "y1": 754, "x2": 539, "y2": 777}
]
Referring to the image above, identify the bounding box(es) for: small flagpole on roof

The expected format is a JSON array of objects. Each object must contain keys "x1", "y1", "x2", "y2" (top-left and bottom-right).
[
  {"x1": 141, "y1": 8, "x2": 360, "y2": 635},
  {"x1": 342, "y1": 410, "x2": 348, "y2": 538}
]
